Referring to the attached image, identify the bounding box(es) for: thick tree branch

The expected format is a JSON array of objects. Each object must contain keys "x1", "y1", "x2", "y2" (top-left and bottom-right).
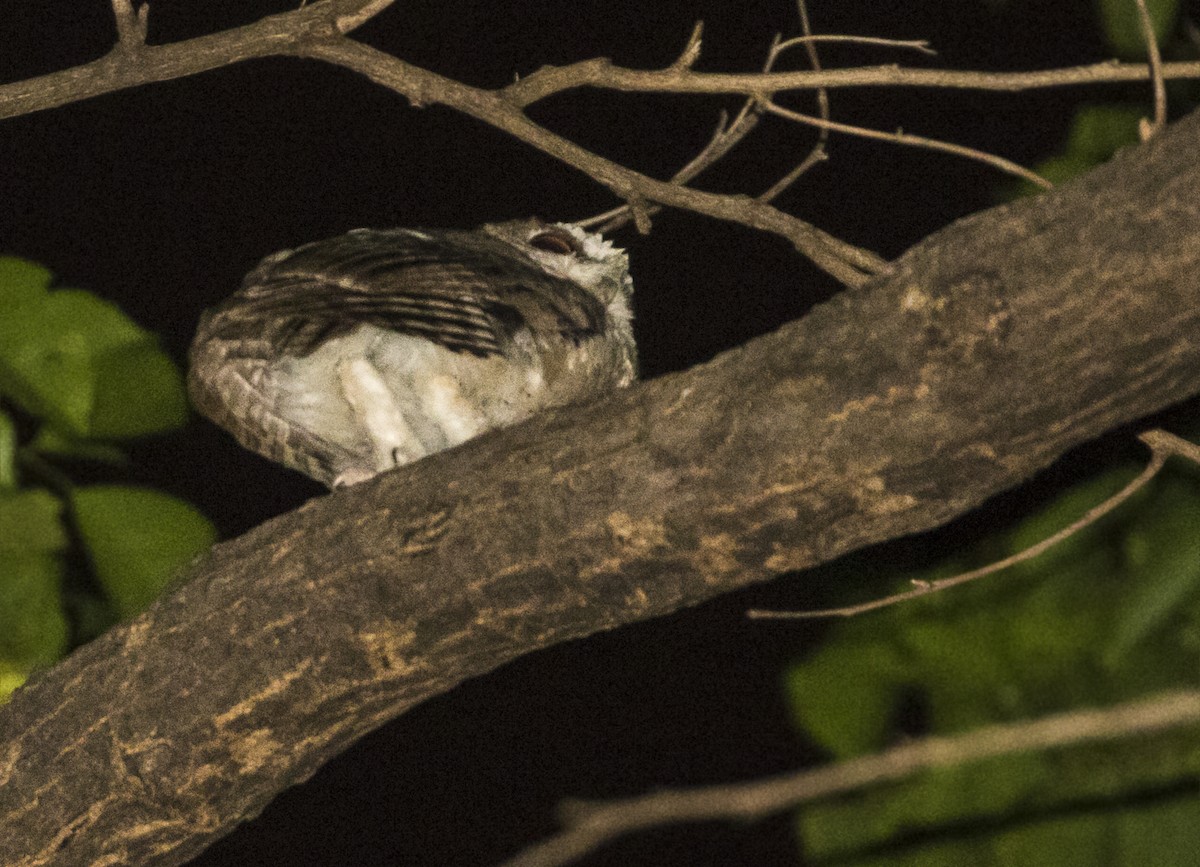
[{"x1": 3, "y1": 103, "x2": 1200, "y2": 866}]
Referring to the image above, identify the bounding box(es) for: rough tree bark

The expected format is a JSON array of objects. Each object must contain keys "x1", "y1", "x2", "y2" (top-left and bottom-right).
[{"x1": 2, "y1": 108, "x2": 1199, "y2": 866}]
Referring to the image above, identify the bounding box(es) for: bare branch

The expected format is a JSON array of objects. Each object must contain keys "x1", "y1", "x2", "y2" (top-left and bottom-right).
[
  {"x1": 1134, "y1": 0, "x2": 1168, "y2": 139},
  {"x1": 502, "y1": 690, "x2": 1200, "y2": 867},
  {"x1": 579, "y1": 24, "x2": 750, "y2": 234},
  {"x1": 759, "y1": 0, "x2": 830, "y2": 202},
  {"x1": 0, "y1": 4, "x2": 338, "y2": 121},
  {"x1": 585, "y1": 4, "x2": 867, "y2": 264},
  {"x1": 584, "y1": 67, "x2": 772, "y2": 231},
  {"x1": 295, "y1": 38, "x2": 886, "y2": 284},
  {"x1": 7, "y1": 10, "x2": 1200, "y2": 120},
  {"x1": 759, "y1": 146, "x2": 829, "y2": 202},
  {"x1": 1137, "y1": 428, "x2": 1200, "y2": 464},
  {"x1": 766, "y1": 100, "x2": 1053, "y2": 188},
  {"x1": 502, "y1": 58, "x2": 1200, "y2": 107},
  {"x1": 671, "y1": 21, "x2": 704, "y2": 71},
  {"x1": 0, "y1": 6, "x2": 882, "y2": 286},
  {"x1": 586, "y1": 20, "x2": 820, "y2": 234},
  {"x1": 774, "y1": 34, "x2": 937, "y2": 56},
  {"x1": 6, "y1": 4, "x2": 1200, "y2": 283}
]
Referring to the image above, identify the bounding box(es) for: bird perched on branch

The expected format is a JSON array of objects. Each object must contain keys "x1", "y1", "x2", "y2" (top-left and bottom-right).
[{"x1": 188, "y1": 219, "x2": 637, "y2": 488}]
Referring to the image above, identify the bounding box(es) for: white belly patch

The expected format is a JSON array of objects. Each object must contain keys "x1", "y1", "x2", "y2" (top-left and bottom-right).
[{"x1": 338, "y1": 357, "x2": 424, "y2": 466}]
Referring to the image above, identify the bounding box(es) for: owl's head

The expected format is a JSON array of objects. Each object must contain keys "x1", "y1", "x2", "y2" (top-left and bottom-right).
[{"x1": 481, "y1": 219, "x2": 632, "y2": 312}]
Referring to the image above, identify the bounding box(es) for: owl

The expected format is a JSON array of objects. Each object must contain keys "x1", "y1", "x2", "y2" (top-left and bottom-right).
[{"x1": 188, "y1": 219, "x2": 637, "y2": 488}]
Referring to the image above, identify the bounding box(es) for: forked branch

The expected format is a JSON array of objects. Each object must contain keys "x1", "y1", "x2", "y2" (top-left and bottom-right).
[{"x1": 5, "y1": 0, "x2": 1200, "y2": 285}]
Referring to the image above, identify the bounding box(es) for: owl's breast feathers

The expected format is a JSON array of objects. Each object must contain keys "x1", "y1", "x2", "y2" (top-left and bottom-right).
[{"x1": 188, "y1": 227, "x2": 633, "y2": 486}]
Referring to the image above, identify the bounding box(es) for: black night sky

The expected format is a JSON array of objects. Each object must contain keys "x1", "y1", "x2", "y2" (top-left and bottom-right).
[{"x1": 0, "y1": 2, "x2": 1165, "y2": 864}]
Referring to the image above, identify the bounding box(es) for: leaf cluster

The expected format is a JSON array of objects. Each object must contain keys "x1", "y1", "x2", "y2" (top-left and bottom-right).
[
  {"x1": 785, "y1": 443, "x2": 1200, "y2": 864},
  {"x1": 0, "y1": 257, "x2": 214, "y2": 701}
]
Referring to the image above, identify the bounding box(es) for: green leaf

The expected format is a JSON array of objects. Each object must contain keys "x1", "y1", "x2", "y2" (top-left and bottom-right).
[
  {"x1": 808, "y1": 792, "x2": 1200, "y2": 867},
  {"x1": 0, "y1": 550, "x2": 68, "y2": 667},
  {"x1": 1062, "y1": 105, "x2": 1144, "y2": 163},
  {"x1": 0, "y1": 409, "x2": 16, "y2": 490},
  {"x1": 0, "y1": 268, "x2": 187, "y2": 439},
  {"x1": 0, "y1": 490, "x2": 69, "y2": 677},
  {"x1": 1027, "y1": 153, "x2": 1094, "y2": 186},
  {"x1": 0, "y1": 255, "x2": 52, "y2": 305},
  {"x1": 40, "y1": 288, "x2": 147, "y2": 350},
  {"x1": 1108, "y1": 473, "x2": 1200, "y2": 663},
  {"x1": 785, "y1": 453, "x2": 1200, "y2": 866},
  {"x1": 0, "y1": 659, "x2": 33, "y2": 704},
  {"x1": 801, "y1": 753, "x2": 1049, "y2": 861},
  {"x1": 89, "y1": 342, "x2": 188, "y2": 438},
  {"x1": 1006, "y1": 106, "x2": 1143, "y2": 199},
  {"x1": 0, "y1": 301, "x2": 94, "y2": 434},
  {"x1": 800, "y1": 726, "x2": 1200, "y2": 865},
  {"x1": 785, "y1": 638, "x2": 911, "y2": 758},
  {"x1": 0, "y1": 487, "x2": 69, "y2": 552},
  {"x1": 72, "y1": 485, "x2": 216, "y2": 619},
  {"x1": 1097, "y1": 0, "x2": 1180, "y2": 58}
]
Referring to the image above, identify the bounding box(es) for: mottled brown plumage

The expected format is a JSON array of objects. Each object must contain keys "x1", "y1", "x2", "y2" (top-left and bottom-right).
[{"x1": 188, "y1": 219, "x2": 636, "y2": 487}]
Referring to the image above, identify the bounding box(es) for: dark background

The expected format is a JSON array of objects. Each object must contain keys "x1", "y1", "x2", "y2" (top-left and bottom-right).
[{"x1": 0, "y1": 1, "x2": 1168, "y2": 864}]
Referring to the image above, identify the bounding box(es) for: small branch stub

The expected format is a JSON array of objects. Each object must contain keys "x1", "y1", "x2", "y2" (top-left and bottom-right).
[
  {"x1": 334, "y1": 0, "x2": 397, "y2": 34},
  {"x1": 672, "y1": 21, "x2": 705, "y2": 71},
  {"x1": 111, "y1": 0, "x2": 148, "y2": 50}
]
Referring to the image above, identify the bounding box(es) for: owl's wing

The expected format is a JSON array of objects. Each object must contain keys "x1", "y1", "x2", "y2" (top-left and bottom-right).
[{"x1": 204, "y1": 228, "x2": 607, "y2": 358}]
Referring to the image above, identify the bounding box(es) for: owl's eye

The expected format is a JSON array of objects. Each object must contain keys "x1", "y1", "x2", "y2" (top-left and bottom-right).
[{"x1": 529, "y1": 230, "x2": 580, "y2": 256}]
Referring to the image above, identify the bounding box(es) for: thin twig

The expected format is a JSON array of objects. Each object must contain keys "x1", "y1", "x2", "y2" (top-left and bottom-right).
[
  {"x1": 581, "y1": 23, "x2": 772, "y2": 234},
  {"x1": 757, "y1": 0, "x2": 831, "y2": 203},
  {"x1": 671, "y1": 21, "x2": 704, "y2": 71},
  {"x1": 760, "y1": 146, "x2": 830, "y2": 202},
  {"x1": 500, "y1": 690, "x2": 1200, "y2": 867},
  {"x1": 765, "y1": 100, "x2": 1053, "y2": 189},
  {"x1": 1133, "y1": 0, "x2": 1168, "y2": 138},
  {"x1": 680, "y1": 100, "x2": 766, "y2": 182},
  {"x1": 766, "y1": 6, "x2": 945, "y2": 210},
  {"x1": 6, "y1": 3, "x2": 1198, "y2": 282},
  {"x1": 748, "y1": 428, "x2": 1199, "y2": 620},
  {"x1": 587, "y1": 5, "x2": 854, "y2": 246},
  {"x1": 775, "y1": 34, "x2": 937, "y2": 56},
  {"x1": 586, "y1": 4, "x2": 840, "y2": 231},
  {"x1": 1138, "y1": 427, "x2": 1200, "y2": 463},
  {"x1": 501, "y1": 59, "x2": 1200, "y2": 107},
  {"x1": 577, "y1": 108, "x2": 734, "y2": 232}
]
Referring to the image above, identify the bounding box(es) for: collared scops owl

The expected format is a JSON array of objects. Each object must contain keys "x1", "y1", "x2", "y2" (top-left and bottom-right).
[{"x1": 188, "y1": 219, "x2": 637, "y2": 487}]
